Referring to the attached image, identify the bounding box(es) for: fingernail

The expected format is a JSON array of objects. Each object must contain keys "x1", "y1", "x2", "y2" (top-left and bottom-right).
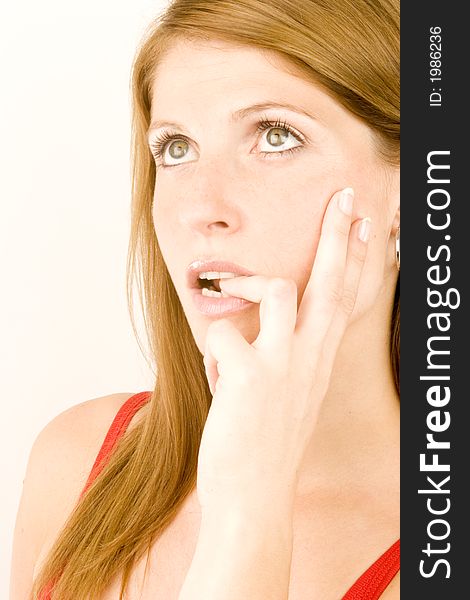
[
  {"x1": 339, "y1": 187, "x2": 354, "y2": 215},
  {"x1": 358, "y1": 217, "x2": 371, "y2": 242}
]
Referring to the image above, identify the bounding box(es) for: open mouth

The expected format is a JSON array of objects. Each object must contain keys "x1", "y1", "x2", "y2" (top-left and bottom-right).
[
  {"x1": 197, "y1": 277, "x2": 221, "y2": 293},
  {"x1": 188, "y1": 263, "x2": 255, "y2": 312},
  {"x1": 195, "y1": 272, "x2": 243, "y2": 298},
  {"x1": 187, "y1": 262, "x2": 254, "y2": 298}
]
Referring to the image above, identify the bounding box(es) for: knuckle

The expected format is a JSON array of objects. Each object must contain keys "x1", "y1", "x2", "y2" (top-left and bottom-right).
[
  {"x1": 351, "y1": 244, "x2": 368, "y2": 265},
  {"x1": 324, "y1": 273, "x2": 344, "y2": 305},
  {"x1": 340, "y1": 288, "x2": 357, "y2": 314},
  {"x1": 269, "y1": 277, "x2": 297, "y2": 298},
  {"x1": 327, "y1": 286, "x2": 343, "y2": 306}
]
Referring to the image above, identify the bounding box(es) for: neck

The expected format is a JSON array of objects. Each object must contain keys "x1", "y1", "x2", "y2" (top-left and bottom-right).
[{"x1": 295, "y1": 280, "x2": 400, "y2": 499}]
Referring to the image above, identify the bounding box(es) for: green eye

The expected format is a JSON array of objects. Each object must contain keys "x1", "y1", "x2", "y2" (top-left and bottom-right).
[
  {"x1": 149, "y1": 116, "x2": 306, "y2": 167},
  {"x1": 266, "y1": 127, "x2": 289, "y2": 147},
  {"x1": 256, "y1": 119, "x2": 305, "y2": 156},
  {"x1": 167, "y1": 139, "x2": 189, "y2": 159}
]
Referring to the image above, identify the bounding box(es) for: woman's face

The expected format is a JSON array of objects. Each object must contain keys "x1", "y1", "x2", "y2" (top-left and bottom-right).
[{"x1": 149, "y1": 38, "x2": 399, "y2": 353}]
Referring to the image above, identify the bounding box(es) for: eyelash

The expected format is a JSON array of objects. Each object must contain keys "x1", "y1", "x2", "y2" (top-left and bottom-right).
[{"x1": 148, "y1": 116, "x2": 306, "y2": 168}]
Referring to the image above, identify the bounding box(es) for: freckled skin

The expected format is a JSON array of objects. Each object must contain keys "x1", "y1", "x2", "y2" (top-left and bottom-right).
[{"x1": 149, "y1": 38, "x2": 398, "y2": 352}]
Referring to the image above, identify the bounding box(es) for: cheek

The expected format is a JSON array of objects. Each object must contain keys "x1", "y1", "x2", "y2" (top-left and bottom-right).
[
  {"x1": 279, "y1": 174, "x2": 335, "y2": 285},
  {"x1": 152, "y1": 186, "x2": 179, "y2": 254},
  {"x1": 242, "y1": 167, "x2": 328, "y2": 275}
]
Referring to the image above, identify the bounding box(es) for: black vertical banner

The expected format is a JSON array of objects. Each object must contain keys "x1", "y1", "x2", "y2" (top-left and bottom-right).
[{"x1": 401, "y1": 2, "x2": 468, "y2": 598}]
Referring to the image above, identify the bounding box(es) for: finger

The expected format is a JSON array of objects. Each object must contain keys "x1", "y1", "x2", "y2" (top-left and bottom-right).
[
  {"x1": 218, "y1": 274, "x2": 271, "y2": 302},
  {"x1": 219, "y1": 275, "x2": 298, "y2": 359},
  {"x1": 336, "y1": 216, "x2": 370, "y2": 320},
  {"x1": 205, "y1": 318, "x2": 254, "y2": 377},
  {"x1": 295, "y1": 187, "x2": 354, "y2": 348},
  {"x1": 311, "y1": 216, "x2": 371, "y2": 377}
]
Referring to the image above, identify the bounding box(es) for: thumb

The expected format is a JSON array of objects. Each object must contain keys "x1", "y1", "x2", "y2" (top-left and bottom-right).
[{"x1": 203, "y1": 319, "x2": 254, "y2": 394}]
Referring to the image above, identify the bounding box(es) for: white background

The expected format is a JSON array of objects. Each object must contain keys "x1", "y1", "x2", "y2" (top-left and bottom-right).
[{"x1": 0, "y1": 1, "x2": 169, "y2": 595}]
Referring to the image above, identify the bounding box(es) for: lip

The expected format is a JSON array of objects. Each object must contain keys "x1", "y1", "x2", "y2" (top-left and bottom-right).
[
  {"x1": 187, "y1": 259, "x2": 256, "y2": 317},
  {"x1": 186, "y1": 259, "x2": 255, "y2": 289}
]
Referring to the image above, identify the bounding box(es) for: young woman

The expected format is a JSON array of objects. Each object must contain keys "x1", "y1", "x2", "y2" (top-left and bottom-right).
[{"x1": 10, "y1": 0, "x2": 400, "y2": 598}]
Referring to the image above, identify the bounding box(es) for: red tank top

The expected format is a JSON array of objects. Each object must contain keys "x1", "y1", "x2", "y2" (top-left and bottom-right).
[{"x1": 40, "y1": 391, "x2": 400, "y2": 599}]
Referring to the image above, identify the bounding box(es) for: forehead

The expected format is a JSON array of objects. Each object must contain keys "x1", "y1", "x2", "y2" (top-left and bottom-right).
[
  {"x1": 153, "y1": 38, "x2": 295, "y2": 86},
  {"x1": 149, "y1": 38, "x2": 337, "y2": 123}
]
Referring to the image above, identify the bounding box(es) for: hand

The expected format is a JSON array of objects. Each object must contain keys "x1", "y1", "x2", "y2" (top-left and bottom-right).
[{"x1": 198, "y1": 187, "x2": 371, "y2": 511}]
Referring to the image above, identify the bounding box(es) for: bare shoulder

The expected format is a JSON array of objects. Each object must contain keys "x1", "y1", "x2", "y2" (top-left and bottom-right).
[
  {"x1": 29, "y1": 391, "x2": 137, "y2": 511},
  {"x1": 9, "y1": 392, "x2": 136, "y2": 600}
]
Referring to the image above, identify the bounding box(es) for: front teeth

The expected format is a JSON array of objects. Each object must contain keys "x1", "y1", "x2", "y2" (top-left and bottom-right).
[
  {"x1": 201, "y1": 287, "x2": 231, "y2": 298},
  {"x1": 198, "y1": 271, "x2": 240, "y2": 299},
  {"x1": 198, "y1": 271, "x2": 239, "y2": 280}
]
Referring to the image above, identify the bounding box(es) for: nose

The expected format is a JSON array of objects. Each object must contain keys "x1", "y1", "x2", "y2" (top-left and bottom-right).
[{"x1": 177, "y1": 162, "x2": 243, "y2": 236}]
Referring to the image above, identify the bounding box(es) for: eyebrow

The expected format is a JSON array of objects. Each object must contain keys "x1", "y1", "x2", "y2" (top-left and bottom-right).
[{"x1": 147, "y1": 101, "x2": 316, "y2": 135}]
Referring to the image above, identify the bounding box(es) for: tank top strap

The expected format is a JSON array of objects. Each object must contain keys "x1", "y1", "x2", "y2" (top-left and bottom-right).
[
  {"x1": 79, "y1": 391, "x2": 151, "y2": 498},
  {"x1": 342, "y1": 538, "x2": 400, "y2": 599}
]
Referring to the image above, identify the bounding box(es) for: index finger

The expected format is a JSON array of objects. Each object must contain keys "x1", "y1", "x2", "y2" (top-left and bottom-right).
[
  {"x1": 218, "y1": 275, "x2": 297, "y2": 360},
  {"x1": 294, "y1": 187, "x2": 354, "y2": 346}
]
